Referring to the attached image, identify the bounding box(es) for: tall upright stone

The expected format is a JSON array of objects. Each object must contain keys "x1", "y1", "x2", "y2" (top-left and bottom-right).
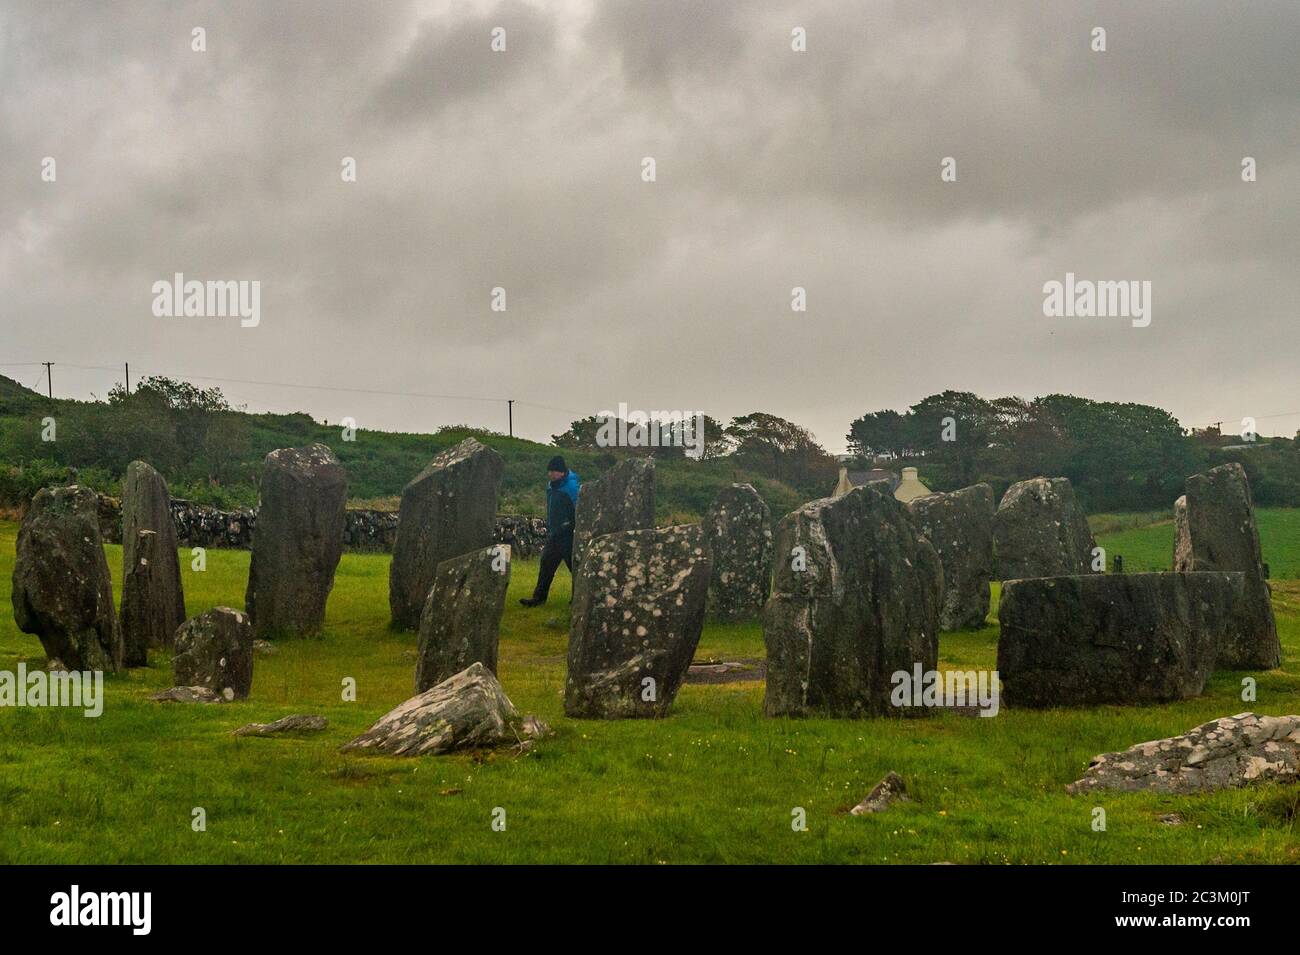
[
  {"x1": 1178, "y1": 463, "x2": 1279, "y2": 668},
  {"x1": 566, "y1": 524, "x2": 711, "y2": 719},
  {"x1": 1173, "y1": 494, "x2": 1193, "y2": 571},
  {"x1": 120, "y1": 460, "x2": 185, "y2": 656},
  {"x1": 763, "y1": 485, "x2": 941, "y2": 718},
  {"x1": 993, "y1": 477, "x2": 1097, "y2": 580},
  {"x1": 572, "y1": 457, "x2": 655, "y2": 574},
  {"x1": 389, "y1": 438, "x2": 504, "y2": 630},
  {"x1": 415, "y1": 544, "x2": 511, "y2": 692},
  {"x1": 703, "y1": 483, "x2": 773, "y2": 621},
  {"x1": 245, "y1": 444, "x2": 347, "y2": 639},
  {"x1": 120, "y1": 530, "x2": 170, "y2": 665},
  {"x1": 11, "y1": 485, "x2": 123, "y2": 672},
  {"x1": 908, "y1": 483, "x2": 995, "y2": 630}
]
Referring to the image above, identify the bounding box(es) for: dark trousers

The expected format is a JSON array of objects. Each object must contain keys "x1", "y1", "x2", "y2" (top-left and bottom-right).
[{"x1": 532, "y1": 536, "x2": 573, "y2": 602}]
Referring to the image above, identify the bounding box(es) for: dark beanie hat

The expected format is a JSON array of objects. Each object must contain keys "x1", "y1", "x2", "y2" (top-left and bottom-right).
[{"x1": 547, "y1": 455, "x2": 567, "y2": 473}]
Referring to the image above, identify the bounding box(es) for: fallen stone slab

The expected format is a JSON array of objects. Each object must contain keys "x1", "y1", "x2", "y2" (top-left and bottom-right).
[
  {"x1": 684, "y1": 659, "x2": 767, "y2": 685},
  {"x1": 234, "y1": 714, "x2": 328, "y2": 737},
  {"x1": 341, "y1": 662, "x2": 546, "y2": 756},
  {"x1": 1066, "y1": 713, "x2": 1300, "y2": 794},
  {"x1": 850, "y1": 771, "x2": 910, "y2": 815},
  {"x1": 150, "y1": 685, "x2": 223, "y2": 704},
  {"x1": 997, "y1": 572, "x2": 1243, "y2": 708}
]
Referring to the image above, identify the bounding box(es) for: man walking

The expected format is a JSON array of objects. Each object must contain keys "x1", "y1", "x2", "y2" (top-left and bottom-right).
[{"x1": 520, "y1": 455, "x2": 579, "y2": 607}]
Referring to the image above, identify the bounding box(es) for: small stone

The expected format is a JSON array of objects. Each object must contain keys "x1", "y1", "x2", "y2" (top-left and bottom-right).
[{"x1": 850, "y1": 772, "x2": 910, "y2": 815}]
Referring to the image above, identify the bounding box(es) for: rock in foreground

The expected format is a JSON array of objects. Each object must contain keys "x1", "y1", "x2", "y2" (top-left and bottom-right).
[
  {"x1": 234, "y1": 714, "x2": 328, "y2": 737},
  {"x1": 11, "y1": 485, "x2": 123, "y2": 672},
  {"x1": 850, "y1": 771, "x2": 910, "y2": 815},
  {"x1": 1066, "y1": 713, "x2": 1300, "y2": 794},
  {"x1": 763, "y1": 485, "x2": 941, "y2": 717},
  {"x1": 997, "y1": 572, "x2": 1242, "y2": 708},
  {"x1": 566, "y1": 524, "x2": 711, "y2": 719},
  {"x1": 341, "y1": 662, "x2": 544, "y2": 756}
]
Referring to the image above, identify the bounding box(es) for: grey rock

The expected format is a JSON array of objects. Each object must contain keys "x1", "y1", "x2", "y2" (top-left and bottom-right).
[
  {"x1": 850, "y1": 771, "x2": 910, "y2": 815},
  {"x1": 993, "y1": 477, "x2": 1098, "y2": 581},
  {"x1": 763, "y1": 485, "x2": 941, "y2": 717},
  {"x1": 566, "y1": 524, "x2": 711, "y2": 719},
  {"x1": 1066, "y1": 712, "x2": 1300, "y2": 794},
  {"x1": 234, "y1": 714, "x2": 328, "y2": 737},
  {"x1": 908, "y1": 483, "x2": 995, "y2": 630},
  {"x1": 150, "y1": 685, "x2": 223, "y2": 704},
  {"x1": 119, "y1": 461, "x2": 185, "y2": 654},
  {"x1": 703, "y1": 483, "x2": 773, "y2": 621},
  {"x1": 1179, "y1": 463, "x2": 1279, "y2": 669},
  {"x1": 11, "y1": 485, "x2": 123, "y2": 672},
  {"x1": 341, "y1": 662, "x2": 533, "y2": 756},
  {"x1": 1173, "y1": 494, "x2": 1193, "y2": 572},
  {"x1": 245, "y1": 444, "x2": 348, "y2": 639},
  {"x1": 415, "y1": 544, "x2": 511, "y2": 693},
  {"x1": 997, "y1": 572, "x2": 1244, "y2": 708},
  {"x1": 389, "y1": 438, "x2": 504, "y2": 630},
  {"x1": 172, "y1": 607, "x2": 254, "y2": 701},
  {"x1": 572, "y1": 457, "x2": 655, "y2": 574}
]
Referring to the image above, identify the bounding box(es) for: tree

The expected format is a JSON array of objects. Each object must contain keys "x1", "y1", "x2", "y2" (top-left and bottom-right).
[{"x1": 725, "y1": 412, "x2": 836, "y2": 493}]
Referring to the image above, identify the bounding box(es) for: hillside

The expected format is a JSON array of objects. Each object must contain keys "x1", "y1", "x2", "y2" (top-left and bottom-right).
[{"x1": 0, "y1": 375, "x2": 809, "y2": 520}]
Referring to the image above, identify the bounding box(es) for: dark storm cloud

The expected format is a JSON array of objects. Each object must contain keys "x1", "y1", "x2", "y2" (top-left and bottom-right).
[{"x1": 1, "y1": 0, "x2": 1298, "y2": 449}]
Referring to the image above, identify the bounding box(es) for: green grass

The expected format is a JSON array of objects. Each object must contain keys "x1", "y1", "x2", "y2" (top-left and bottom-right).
[{"x1": 2, "y1": 514, "x2": 1300, "y2": 864}]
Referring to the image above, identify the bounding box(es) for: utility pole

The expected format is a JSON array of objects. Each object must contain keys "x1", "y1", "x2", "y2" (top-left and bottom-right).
[
  {"x1": 42, "y1": 361, "x2": 53, "y2": 398},
  {"x1": 125, "y1": 362, "x2": 130, "y2": 393},
  {"x1": 507, "y1": 399, "x2": 514, "y2": 438}
]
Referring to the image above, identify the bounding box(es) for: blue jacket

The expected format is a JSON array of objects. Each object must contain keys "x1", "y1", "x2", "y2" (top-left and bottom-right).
[{"x1": 546, "y1": 470, "x2": 579, "y2": 543}]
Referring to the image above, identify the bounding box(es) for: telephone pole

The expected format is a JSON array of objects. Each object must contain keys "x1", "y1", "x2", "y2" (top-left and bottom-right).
[
  {"x1": 125, "y1": 362, "x2": 130, "y2": 393},
  {"x1": 507, "y1": 399, "x2": 514, "y2": 438},
  {"x1": 41, "y1": 361, "x2": 53, "y2": 398}
]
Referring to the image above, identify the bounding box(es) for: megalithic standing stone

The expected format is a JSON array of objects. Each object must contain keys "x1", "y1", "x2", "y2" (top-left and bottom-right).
[{"x1": 245, "y1": 444, "x2": 347, "y2": 639}]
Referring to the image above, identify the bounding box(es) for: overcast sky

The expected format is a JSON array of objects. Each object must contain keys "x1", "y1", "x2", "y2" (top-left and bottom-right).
[{"x1": 2, "y1": 0, "x2": 1298, "y2": 453}]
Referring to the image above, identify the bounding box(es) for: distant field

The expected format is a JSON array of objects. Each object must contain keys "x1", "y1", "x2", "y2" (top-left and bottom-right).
[
  {"x1": 1092, "y1": 507, "x2": 1300, "y2": 577},
  {"x1": 1, "y1": 515, "x2": 1298, "y2": 864}
]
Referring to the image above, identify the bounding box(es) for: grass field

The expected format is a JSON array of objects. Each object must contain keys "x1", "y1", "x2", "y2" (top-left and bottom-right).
[{"x1": 2, "y1": 511, "x2": 1299, "y2": 864}]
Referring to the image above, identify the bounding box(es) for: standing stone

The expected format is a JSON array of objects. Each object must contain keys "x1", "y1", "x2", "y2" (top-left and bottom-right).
[
  {"x1": 1172, "y1": 494, "x2": 1193, "y2": 572},
  {"x1": 11, "y1": 485, "x2": 123, "y2": 672},
  {"x1": 245, "y1": 444, "x2": 347, "y2": 638},
  {"x1": 120, "y1": 530, "x2": 171, "y2": 666},
  {"x1": 415, "y1": 544, "x2": 511, "y2": 692},
  {"x1": 120, "y1": 460, "x2": 185, "y2": 642},
  {"x1": 993, "y1": 477, "x2": 1097, "y2": 580},
  {"x1": 172, "y1": 607, "x2": 254, "y2": 701},
  {"x1": 703, "y1": 484, "x2": 773, "y2": 621},
  {"x1": 566, "y1": 524, "x2": 711, "y2": 719},
  {"x1": 997, "y1": 572, "x2": 1243, "y2": 708},
  {"x1": 908, "y1": 483, "x2": 995, "y2": 630},
  {"x1": 1178, "y1": 463, "x2": 1279, "y2": 669},
  {"x1": 572, "y1": 457, "x2": 655, "y2": 574},
  {"x1": 389, "y1": 438, "x2": 504, "y2": 630},
  {"x1": 763, "y1": 485, "x2": 941, "y2": 718}
]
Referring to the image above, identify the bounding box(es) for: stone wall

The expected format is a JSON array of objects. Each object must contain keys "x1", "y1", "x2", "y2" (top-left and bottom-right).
[{"x1": 95, "y1": 495, "x2": 548, "y2": 557}]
